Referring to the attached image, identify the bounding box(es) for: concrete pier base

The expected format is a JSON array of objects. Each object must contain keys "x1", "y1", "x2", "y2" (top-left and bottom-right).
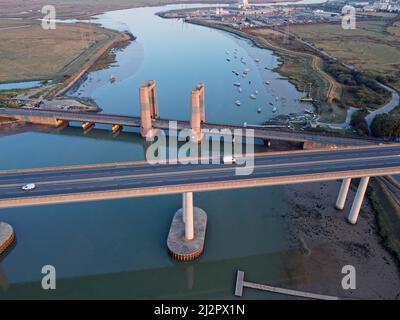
[
  {"x1": 0, "y1": 222, "x2": 15, "y2": 255},
  {"x1": 167, "y1": 207, "x2": 207, "y2": 262}
]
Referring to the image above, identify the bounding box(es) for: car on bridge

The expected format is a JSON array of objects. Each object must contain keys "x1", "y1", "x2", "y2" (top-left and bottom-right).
[{"x1": 21, "y1": 183, "x2": 36, "y2": 191}]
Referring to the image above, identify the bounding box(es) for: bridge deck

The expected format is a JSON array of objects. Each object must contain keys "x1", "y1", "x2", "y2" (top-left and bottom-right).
[
  {"x1": 0, "y1": 107, "x2": 374, "y2": 145},
  {"x1": 0, "y1": 145, "x2": 399, "y2": 208}
]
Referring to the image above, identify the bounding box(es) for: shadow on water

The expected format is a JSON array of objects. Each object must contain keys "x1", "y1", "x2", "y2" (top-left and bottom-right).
[{"x1": 0, "y1": 247, "x2": 312, "y2": 299}]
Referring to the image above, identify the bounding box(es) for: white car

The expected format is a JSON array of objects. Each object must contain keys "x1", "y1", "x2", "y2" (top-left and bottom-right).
[
  {"x1": 21, "y1": 183, "x2": 36, "y2": 191},
  {"x1": 223, "y1": 156, "x2": 236, "y2": 164}
]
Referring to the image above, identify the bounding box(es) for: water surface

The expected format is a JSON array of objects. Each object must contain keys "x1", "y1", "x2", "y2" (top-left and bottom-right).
[{"x1": 0, "y1": 4, "x2": 311, "y2": 299}]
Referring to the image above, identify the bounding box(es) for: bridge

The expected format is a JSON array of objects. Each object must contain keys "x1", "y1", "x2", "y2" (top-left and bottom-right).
[
  {"x1": 0, "y1": 80, "x2": 397, "y2": 261},
  {"x1": 0, "y1": 81, "x2": 377, "y2": 149},
  {"x1": 1, "y1": 144, "x2": 399, "y2": 217}
]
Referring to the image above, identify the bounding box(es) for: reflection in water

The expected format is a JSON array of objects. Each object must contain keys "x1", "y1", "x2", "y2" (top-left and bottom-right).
[
  {"x1": 0, "y1": 264, "x2": 9, "y2": 292},
  {"x1": 0, "y1": 248, "x2": 310, "y2": 299}
]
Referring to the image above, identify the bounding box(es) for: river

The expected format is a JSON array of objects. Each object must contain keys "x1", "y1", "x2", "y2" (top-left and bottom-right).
[{"x1": 0, "y1": 3, "x2": 320, "y2": 299}]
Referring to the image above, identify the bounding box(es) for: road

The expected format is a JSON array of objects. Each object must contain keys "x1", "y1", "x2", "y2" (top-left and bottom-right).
[
  {"x1": 365, "y1": 83, "x2": 400, "y2": 128},
  {"x1": 1, "y1": 145, "x2": 400, "y2": 208},
  {"x1": 0, "y1": 107, "x2": 377, "y2": 146}
]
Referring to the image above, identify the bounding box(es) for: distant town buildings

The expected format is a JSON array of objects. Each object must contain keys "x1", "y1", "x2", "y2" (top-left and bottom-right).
[
  {"x1": 372, "y1": 0, "x2": 400, "y2": 12},
  {"x1": 176, "y1": 0, "x2": 399, "y2": 31}
]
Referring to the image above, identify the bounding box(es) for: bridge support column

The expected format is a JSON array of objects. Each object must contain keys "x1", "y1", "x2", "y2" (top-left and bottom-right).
[
  {"x1": 139, "y1": 80, "x2": 159, "y2": 139},
  {"x1": 82, "y1": 122, "x2": 95, "y2": 132},
  {"x1": 348, "y1": 177, "x2": 370, "y2": 225},
  {"x1": 139, "y1": 86, "x2": 154, "y2": 139},
  {"x1": 167, "y1": 192, "x2": 207, "y2": 261},
  {"x1": 147, "y1": 80, "x2": 159, "y2": 119},
  {"x1": 182, "y1": 192, "x2": 187, "y2": 223},
  {"x1": 335, "y1": 178, "x2": 351, "y2": 210},
  {"x1": 56, "y1": 119, "x2": 69, "y2": 128},
  {"x1": 184, "y1": 192, "x2": 194, "y2": 240},
  {"x1": 196, "y1": 83, "x2": 205, "y2": 123},
  {"x1": 112, "y1": 124, "x2": 122, "y2": 134},
  {"x1": 190, "y1": 85, "x2": 205, "y2": 143}
]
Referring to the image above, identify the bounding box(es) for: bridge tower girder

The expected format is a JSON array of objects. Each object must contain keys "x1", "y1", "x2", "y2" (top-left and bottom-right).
[
  {"x1": 139, "y1": 80, "x2": 159, "y2": 138},
  {"x1": 190, "y1": 83, "x2": 205, "y2": 143}
]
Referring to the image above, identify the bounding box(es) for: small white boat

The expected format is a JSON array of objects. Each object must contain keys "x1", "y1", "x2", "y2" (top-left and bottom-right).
[
  {"x1": 254, "y1": 90, "x2": 259, "y2": 95},
  {"x1": 255, "y1": 58, "x2": 260, "y2": 63},
  {"x1": 235, "y1": 100, "x2": 241, "y2": 106},
  {"x1": 234, "y1": 82, "x2": 241, "y2": 87},
  {"x1": 226, "y1": 58, "x2": 231, "y2": 62},
  {"x1": 265, "y1": 81, "x2": 270, "y2": 85},
  {"x1": 110, "y1": 75, "x2": 117, "y2": 83},
  {"x1": 238, "y1": 87, "x2": 242, "y2": 93},
  {"x1": 272, "y1": 107, "x2": 277, "y2": 113},
  {"x1": 305, "y1": 108, "x2": 314, "y2": 115},
  {"x1": 243, "y1": 68, "x2": 250, "y2": 74},
  {"x1": 250, "y1": 94, "x2": 257, "y2": 100},
  {"x1": 257, "y1": 108, "x2": 262, "y2": 113}
]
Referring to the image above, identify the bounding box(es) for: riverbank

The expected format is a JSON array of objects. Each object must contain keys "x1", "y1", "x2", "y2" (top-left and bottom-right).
[
  {"x1": 0, "y1": 20, "x2": 134, "y2": 113},
  {"x1": 178, "y1": 16, "x2": 392, "y2": 125},
  {"x1": 0, "y1": 1, "x2": 306, "y2": 20},
  {"x1": 285, "y1": 180, "x2": 400, "y2": 299},
  {"x1": 50, "y1": 31, "x2": 133, "y2": 98}
]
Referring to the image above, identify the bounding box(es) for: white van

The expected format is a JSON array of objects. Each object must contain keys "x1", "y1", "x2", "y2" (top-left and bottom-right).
[{"x1": 223, "y1": 156, "x2": 236, "y2": 164}]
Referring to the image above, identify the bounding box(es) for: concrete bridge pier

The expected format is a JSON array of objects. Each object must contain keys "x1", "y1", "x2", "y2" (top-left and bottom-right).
[
  {"x1": 190, "y1": 86, "x2": 205, "y2": 143},
  {"x1": 167, "y1": 192, "x2": 207, "y2": 261},
  {"x1": 196, "y1": 83, "x2": 205, "y2": 124},
  {"x1": 335, "y1": 178, "x2": 351, "y2": 210},
  {"x1": 111, "y1": 124, "x2": 122, "y2": 134},
  {"x1": 139, "y1": 86, "x2": 154, "y2": 139},
  {"x1": 139, "y1": 80, "x2": 159, "y2": 139},
  {"x1": 82, "y1": 122, "x2": 95, "y2": 132},
  {"x1": 0, "y1": 222, "x2": 14, "y2": 256},
  {"x1": 348, "y1": 177, "x2": 370, "y2": 225},
  {"x1": 56, "y1": 119, "x2": 69, "y2": 128},
  {"x1": 147, "y1": 80, "x2": 159, "y2": 119},
  {"x1": 184, "y1": 192, "x2": 194, "y2": 240}
]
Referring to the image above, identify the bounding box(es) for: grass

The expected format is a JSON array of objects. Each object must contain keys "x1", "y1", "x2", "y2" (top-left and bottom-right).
[
  {"x1": 0, "y1": 20, "x2": 123, "y2": 83},
  {"x1": 290, "y1": 18, "x2": 400, "y2": 91}
]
